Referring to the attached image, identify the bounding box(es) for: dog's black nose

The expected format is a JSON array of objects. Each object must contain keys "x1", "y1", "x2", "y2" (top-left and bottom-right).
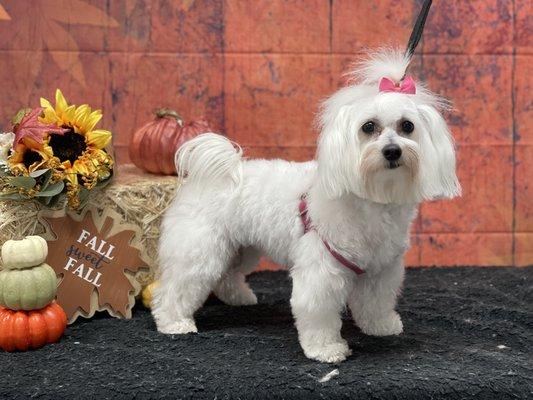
[{"x1": 382, "y1": 144, "x2": 402, "y2": 161}]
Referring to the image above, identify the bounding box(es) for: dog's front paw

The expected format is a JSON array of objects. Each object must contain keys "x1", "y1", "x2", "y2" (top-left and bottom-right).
[
  {"x1": 157, "y1": 318, "x2": 198, "y2": 335},
  {"x1": 302, "y1": 340, "x2": 352, "y2": 363},
  {"x1": 358, "y1": 311, "x2": 403, "y2": 337}
]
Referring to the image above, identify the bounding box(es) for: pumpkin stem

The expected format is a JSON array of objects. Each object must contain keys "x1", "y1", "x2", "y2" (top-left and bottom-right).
[{"x1": 154, "y1": 109, "x2": 184, "y2": 127}]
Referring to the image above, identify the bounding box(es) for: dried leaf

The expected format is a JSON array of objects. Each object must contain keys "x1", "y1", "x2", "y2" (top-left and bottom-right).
[
  {"x1": 12, "y1": 108, "x2": 32, "y2": 125},
  {"x1": 13, "y1": 107, "x2": 67, "y2": 146}
]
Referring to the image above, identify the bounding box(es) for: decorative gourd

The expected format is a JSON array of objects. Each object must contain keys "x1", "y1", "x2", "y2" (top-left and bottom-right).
[
  {"x1": 0, "y1": 263, "x2": 57, "y2": 310},
  {"x1": 1, "y1": 235, "x2": 48, "y2": 269},
  {"x1": 0, "y1": 302, "x2": 67, "y2": 352},
  {"x1": 141, "y1": 281, "x2": 158, "y2": 309},
  {"x1": 129, "y1": 109, "x2": 212, "y2": 175}
]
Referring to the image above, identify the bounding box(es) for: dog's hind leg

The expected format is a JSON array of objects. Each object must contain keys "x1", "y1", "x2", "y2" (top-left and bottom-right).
[
  {"x1": 213, "y1": 247, "x2": 260, "y2": 306},
  {"x1": 152, "y1": 221, "x2": 234, "y2": 335}
]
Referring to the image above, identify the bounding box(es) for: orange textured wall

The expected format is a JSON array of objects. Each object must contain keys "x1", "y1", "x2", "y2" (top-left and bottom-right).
[{"x1": 0, "y1": 0, "x2": 531, "y2": 267}]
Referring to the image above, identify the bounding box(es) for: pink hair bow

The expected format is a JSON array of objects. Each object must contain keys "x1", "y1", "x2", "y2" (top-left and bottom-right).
[{"x1": 379, "y1": 76, "x2": 416, "y2": 94}]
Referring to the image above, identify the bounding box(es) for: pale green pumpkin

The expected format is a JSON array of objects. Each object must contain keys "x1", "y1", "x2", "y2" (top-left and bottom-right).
[
  {"x1": 0, "y1": 263, "x2": 57, "y2": 310},
  {"x1": 1, "y1": 236, "x2": 48, "y2": 269}
]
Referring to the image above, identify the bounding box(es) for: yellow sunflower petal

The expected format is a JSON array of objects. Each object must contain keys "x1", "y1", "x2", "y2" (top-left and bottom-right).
[
  {"x1": 28, "y1": 159, "x2": 48, "y2": 173},
  {"x1": 42, "y1": 144, "x2": 55, "y2": 158},
  {"x1": 62, "y1": 105, "x2": 77, "y2": 126},
  {"x1": 74, "y1": 158, "x2": 97, "y2": 175},
  {"x1": 40, "y1": 97, "x2": 53, "y2": 109},
  {"x1": 55, "y1": 89, "x2": 68, "y2": 115},
  {"x1": 22, "y1": 137, "x2": 44, "y2": 151},
  {"x1": 84, "y1": 110, "x2": 103, "y2": 133},
  {"x1": 39, "y1": 105, "x2": 61, "y2": 126},
  {"x1": 8, "y1": 145, "x2": 25, "y2": 164},
  {"x1": 65, "y1": 171, "x2": 78, "y2": 186},
  {"x1": 37, "y1": 148, "x2": 51, "y2": 160},
  {"x1": 86, "y1": 129, "x2": 112, "y2": 149},
  {"x1": 73, "y1": 162, "x2": 87, "y2": 175},
  {"x1": 74, "y1": 104, "x2": 89, "y2": 120},
  {"x1": 61, "y1": 160, "x2": 73, "y2": 170},
  {"x1": 74, "y1": 104, "x2": 90, "y2": 133},
  {"x1": 92, "y1": 148, "x2": 109, "y2": 159},
  {"x1": 83, "y1": 148, "x2": 112, "y2": 180}
]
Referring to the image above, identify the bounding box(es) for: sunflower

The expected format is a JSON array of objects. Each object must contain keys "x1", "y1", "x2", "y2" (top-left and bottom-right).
[
  {"x1": 8, "y1": 142, "x2": 50, "y2": 175},
  {"x1": 38, "y1": 89, "x2": 114, "y2": 207}
]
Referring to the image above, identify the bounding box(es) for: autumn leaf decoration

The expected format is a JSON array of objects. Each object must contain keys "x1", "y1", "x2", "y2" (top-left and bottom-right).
[
  {"x1": 0, "y1": 1, "x2": 118, "y2": 87},
  {"x1": 13, "y1": 108, "x2": 67, "y2": 147},
  {"x1": 0, "y1": 3, "x2": 9, "y2": 20},
  {"x1": 43, "y1": 208, "x2": 147, "y2": 322},
  {"x1": 0, "y1": 0, "x2": 201, "y2": 87}
]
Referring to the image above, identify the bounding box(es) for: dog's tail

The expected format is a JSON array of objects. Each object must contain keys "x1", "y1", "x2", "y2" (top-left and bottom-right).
[{"x1": 175, "y1": 133, "x2": 243, "y2": 187}]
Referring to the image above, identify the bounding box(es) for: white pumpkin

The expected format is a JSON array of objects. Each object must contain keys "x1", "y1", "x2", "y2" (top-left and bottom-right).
[{"x1": 1, "y1": 236, "x2": 48, "y2": 270}]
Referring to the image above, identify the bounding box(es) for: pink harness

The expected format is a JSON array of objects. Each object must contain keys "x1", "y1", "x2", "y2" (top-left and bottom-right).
[{"x1": 299, "y1": 196, "x2": 365, "y2": 276}]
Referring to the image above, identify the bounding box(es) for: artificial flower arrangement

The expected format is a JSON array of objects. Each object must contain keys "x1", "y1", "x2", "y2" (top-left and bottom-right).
[{"x1": 0, "y1": 89, "x2": 114, "y2": 209}]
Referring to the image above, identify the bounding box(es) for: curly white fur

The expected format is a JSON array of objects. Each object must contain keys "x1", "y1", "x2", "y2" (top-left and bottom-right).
[
  {"x1": 175, "y1": 132, "x2": 243, "y2": 187},
  {"x1": 152, "y1": 48, "x2": 460, "y2": 363}
]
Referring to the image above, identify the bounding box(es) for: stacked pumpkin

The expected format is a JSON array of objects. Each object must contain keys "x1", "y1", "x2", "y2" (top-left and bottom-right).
[{"x1": 0, "y1": 236, "x2": 67, "y2": 352}]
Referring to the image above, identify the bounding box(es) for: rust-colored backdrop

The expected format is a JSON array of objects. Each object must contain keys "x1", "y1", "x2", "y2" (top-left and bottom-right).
[{"x1": 0, "y1": 0, "x2": 531, "y2": 267}]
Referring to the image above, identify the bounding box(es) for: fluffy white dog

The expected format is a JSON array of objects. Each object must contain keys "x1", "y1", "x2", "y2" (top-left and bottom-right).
[{"x1": 152, "y1": 48, "x2": 460, "y2": 363}]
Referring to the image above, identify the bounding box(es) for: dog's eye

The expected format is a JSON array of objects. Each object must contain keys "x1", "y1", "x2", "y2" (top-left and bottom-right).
[
  {"x1": 401, "y1": 120, "x2": 414, "y2": 134},
  {"x1": 361, "y1": 121, "x2": 375, "y2": 134}
]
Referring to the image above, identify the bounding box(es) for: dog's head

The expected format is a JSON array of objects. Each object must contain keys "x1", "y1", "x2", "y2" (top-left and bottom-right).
[{"x1": 316, "y1": 49, "x2": 460, "y2": 204}]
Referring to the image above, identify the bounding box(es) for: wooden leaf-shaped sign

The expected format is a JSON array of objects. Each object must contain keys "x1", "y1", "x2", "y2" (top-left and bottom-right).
[{"x1": 39, "y1": 207, "x2": 148, "y2": 323}]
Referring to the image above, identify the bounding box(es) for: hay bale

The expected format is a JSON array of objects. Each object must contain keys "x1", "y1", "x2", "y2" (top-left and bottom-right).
[{"x1": 0, "y1": 165, "x2": 179, "y2": 286}]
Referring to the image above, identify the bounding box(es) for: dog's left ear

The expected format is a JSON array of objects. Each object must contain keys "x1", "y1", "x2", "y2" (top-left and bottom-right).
[{"x1": 417, "y1": 105, "x2": 461, "y2": 200}]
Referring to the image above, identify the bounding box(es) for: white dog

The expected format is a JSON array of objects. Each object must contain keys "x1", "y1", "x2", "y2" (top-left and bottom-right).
[{"x1": 152, "y1": 48, "x2": 460, "y2": 363}]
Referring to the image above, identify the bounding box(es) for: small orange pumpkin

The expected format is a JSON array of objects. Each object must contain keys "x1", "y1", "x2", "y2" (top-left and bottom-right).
[
  {"x1": 0, "y1": 302, "x2": 67, "y2": 352},
  {"x1": 129, "y1": 109, "x2": 212, "y2": 175}
]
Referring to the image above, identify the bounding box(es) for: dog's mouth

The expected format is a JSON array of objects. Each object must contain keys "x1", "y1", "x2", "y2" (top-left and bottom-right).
[{"x1": 387, "y1": 161, "x2": 401, "y2": 169}]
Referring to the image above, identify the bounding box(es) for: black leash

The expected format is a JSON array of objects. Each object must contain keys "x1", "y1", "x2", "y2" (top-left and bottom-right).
[{"x1": 405, "y1": 0, "x2": 433, "y2": 57}]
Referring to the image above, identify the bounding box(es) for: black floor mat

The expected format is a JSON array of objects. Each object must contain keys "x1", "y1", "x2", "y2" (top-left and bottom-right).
[{"x1": 1, "y1": 267, "x2": 532, "y2": 399}]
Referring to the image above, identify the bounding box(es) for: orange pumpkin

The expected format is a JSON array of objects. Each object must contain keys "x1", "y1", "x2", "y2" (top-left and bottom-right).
[
  {"x1": 129, "y1": 109, "x2": 212, "y2": 175},
  {"x1": 0, "y1": 302, "x2": 67, "y2": 352}
]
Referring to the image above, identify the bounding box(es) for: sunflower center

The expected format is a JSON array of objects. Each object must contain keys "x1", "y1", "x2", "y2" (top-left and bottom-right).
[
  {"x1": 22, "y1": 150, "x2": 42, "y2": 168},
  {"x1": 49, "y1": 129, "x2": 87, "y2": 164}
]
